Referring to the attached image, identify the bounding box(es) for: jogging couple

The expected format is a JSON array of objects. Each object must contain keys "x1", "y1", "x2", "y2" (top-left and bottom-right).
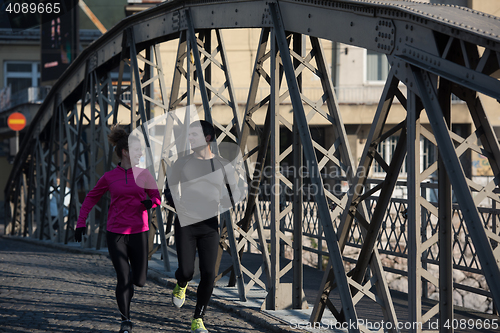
[{"x1": 75, "y1": 120, "x2": 240, "y2": 333}]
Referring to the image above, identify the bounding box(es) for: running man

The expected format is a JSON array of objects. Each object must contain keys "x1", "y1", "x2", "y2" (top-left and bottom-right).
[{"x1": 167, "y1": 120, "x2": 241, "y2": 333}]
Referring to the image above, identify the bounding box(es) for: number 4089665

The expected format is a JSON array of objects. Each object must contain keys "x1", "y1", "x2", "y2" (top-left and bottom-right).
[
  {"x1": 5, "y1": 1, "x2": 60, "y2": 14},
  {"x1": 443, "y1": 319, "x2": 498, "y2": 330}
]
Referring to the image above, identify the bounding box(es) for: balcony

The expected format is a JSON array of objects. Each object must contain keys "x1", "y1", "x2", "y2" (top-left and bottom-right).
[{"x1": 0, "y1": 86, "x2": 51, "y2": 113}]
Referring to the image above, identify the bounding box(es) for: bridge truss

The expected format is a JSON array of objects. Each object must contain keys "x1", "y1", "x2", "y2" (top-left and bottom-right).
[{"x1": 5, "y1": 1, "x2": 500, "y2": 332}]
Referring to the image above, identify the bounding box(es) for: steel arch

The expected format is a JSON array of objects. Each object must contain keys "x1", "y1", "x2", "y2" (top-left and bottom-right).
[{"x1": 5, "y1": 1, "x2": 500, "y2": 332}]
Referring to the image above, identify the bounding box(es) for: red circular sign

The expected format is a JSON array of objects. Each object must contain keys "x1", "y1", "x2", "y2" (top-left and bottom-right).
[{"x1": 7, "y1": 112, "x2": 26, "y2": 131}]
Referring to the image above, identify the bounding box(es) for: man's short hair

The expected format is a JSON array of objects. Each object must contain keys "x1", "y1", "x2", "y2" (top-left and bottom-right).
[{"x1": 190, "y1": 120, "x2": 216, "y2": 142}]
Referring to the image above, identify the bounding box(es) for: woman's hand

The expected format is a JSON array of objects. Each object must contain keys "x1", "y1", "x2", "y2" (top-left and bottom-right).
[
  {"x1": 75, "y1": 227, "x2": 86, "y2": 242},
  {"x1": 141, "y1": 199, "x2": 153, "y2": 210}
]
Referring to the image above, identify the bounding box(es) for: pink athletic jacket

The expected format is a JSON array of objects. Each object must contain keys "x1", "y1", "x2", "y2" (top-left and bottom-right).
[{"x1": 76, "y1": 165, "x2": 161, "y2": 234}]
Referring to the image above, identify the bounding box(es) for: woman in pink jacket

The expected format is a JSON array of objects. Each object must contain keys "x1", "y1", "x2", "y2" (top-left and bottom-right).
[{"x1": 75, "y1": 125, "x2": 161, "y2": 333}]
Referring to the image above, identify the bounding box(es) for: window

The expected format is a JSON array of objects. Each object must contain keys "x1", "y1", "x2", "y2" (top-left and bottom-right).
[
  {"x1": 374, "y1": 135, "x2": 404, "y2": 174},
  {"x1": 421, "y1": 137, "x2": 436, "y2": 171},
  {"x1": 4, "y1": 61, "x2": 40, "y2": 94},
  {"x1": 366, "y1": 50, "x2": 390, "y2": 82},
  {"x1": 374, "y1": 135, "x2": 436, "y2": 176}
]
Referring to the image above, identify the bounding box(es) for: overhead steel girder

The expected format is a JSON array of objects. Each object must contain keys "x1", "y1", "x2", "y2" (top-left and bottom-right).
[{"x1": 7, "y1": 0, "x2": 500, "y2": 198}]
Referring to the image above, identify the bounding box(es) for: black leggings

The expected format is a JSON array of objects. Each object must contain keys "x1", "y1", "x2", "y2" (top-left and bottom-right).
[
  {"x1": 107, "y1": 231, "x2": 148, "y2": 321},
  {"x1": 174, "y1": 216, "x2": 219, "y2": 319}
]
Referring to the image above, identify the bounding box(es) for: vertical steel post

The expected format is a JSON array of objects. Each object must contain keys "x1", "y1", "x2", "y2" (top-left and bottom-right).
[
  {"x1": 292, "y1": 33, "x2": 304, "y2": 310},
  {"x1": 269, "y1": 26, "x2": 280, "y2": 310},
  {"x1": 438, "y1": 79, "x2": 453, "y2": 333},
  {"x1": 407, "y1": 90, "x2": 423, "y2": 333}
]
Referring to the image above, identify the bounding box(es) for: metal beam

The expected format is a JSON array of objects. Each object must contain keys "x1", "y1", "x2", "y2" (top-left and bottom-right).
[
  {"x1": 413, "y1": 66, "x2": 500, "y2": 310},
  {"x1": 270, "y1": 3, "x2": 358, "y2": 328}
]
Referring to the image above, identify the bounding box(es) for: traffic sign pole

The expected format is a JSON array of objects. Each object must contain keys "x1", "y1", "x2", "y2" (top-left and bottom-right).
[{"x1": 14, "y1": 131, "x2": 19, "y2": 155}]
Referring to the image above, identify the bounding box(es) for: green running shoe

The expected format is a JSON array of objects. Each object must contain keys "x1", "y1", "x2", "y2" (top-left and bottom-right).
[
  {"x1": 191, "y1": 318, "x2": 208, "y2": 333},
  {"x1": 172, "y1": 283, "x2": 188, "y2": 308}
]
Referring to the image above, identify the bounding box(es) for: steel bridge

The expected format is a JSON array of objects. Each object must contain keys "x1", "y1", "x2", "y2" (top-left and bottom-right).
[{"x1": 4, "y1": 0, "x2": 500, "y2": 332}]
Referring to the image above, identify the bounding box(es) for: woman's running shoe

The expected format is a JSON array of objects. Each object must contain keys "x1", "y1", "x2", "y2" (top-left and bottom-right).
[{"x1": 119, "y1": 320, "x2": 132, "y2": 333}]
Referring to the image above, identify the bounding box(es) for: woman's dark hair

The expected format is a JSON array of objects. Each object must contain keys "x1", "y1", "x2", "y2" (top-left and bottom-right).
[
  {"x1": 108, "y1": 125, "x2": 130, "y2": 158},
  {"x1": 190, "y1": 120, "x2": 216, "y2": 142}
]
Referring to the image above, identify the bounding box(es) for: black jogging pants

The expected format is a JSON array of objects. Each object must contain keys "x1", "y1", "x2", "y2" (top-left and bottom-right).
[
  {"x1": 107, "y1": 230, "x2": 148, "y2": 321},
  {"x1": 174, "y1": 216, "x2": 219, "y2": 319}
]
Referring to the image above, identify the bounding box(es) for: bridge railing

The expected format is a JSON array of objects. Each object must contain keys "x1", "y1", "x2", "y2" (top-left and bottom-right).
[{"x1": 217, "y1": 177, "x2": 498, "y2": 303}]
